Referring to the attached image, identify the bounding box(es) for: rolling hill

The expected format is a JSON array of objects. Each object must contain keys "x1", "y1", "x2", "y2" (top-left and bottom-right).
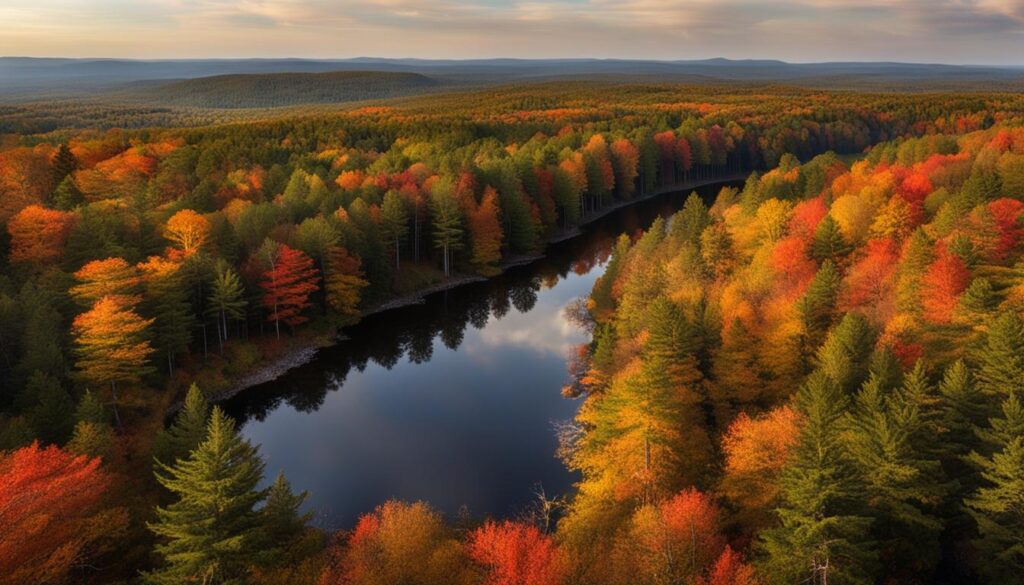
[{"x1": 116, "y1": 70, "x2": 442, "y2": 109}]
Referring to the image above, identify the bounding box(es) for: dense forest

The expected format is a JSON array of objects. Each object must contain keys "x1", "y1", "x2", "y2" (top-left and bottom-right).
[{"x1": 2, "y1": 83, "x2": 1024, "y2": 584}]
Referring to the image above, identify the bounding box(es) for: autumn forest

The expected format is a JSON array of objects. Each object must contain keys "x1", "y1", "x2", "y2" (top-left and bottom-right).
[{"x1": 3, "y1": 49, "x2": 1024, "y2": 585}]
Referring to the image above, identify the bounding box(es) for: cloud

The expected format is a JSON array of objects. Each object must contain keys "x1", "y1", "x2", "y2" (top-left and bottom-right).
[{"x1": 0, "y1": 0, "x2": 1021, "y2": 63}]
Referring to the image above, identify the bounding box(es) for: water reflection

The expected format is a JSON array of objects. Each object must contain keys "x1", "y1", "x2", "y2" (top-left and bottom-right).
[{"x1": 222, "y1": 180, "x2": 740, "y2": 529}]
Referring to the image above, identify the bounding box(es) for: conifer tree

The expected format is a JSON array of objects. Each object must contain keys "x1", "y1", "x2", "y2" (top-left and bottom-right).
[
  {"x1": 380, "y1": 190, "x2": 409, "y2": 269},
  {"x1": 844, "y1": 369, "x2": 946, "y2": 578},
  {"x1": 672, "y1": 192, "x2": 711, "y2": 245},
  {"x1": 50, "y1": 143, "x2": 77, "y2": 187},
  {"x1": 154, "y1": 383, "x2": 209, "y2": 466},
  {"x1": 145, "y1": 407, "x2": 267, "y2": 585},
  {"x1": 760, "y1": 371, "x2": 877, "y2": 585},
  {"x1": 794, "y1": 259, "x2": 842, "y2": 364},
  {"x1": 258, "y1": 472, "x2": 312, "y2": 566},
  {"x1": 140, "y1": 258, "x2": 195, "y2": 376},
  {"x1": 22, "y1": 371, "x2": 75, "y2": 445},
  {"x1": 430, "y1": 186, "x2": 464, "y2": 277},
  {"x1": 973, "y1": 312, "x2": 1024, "y2": 399},
  {"x1": 965, "y1": 394, "x2": 1024, "y2": 582},
  {"x1": 52, "y1": 175, "x2": 84, "y2": 211},
  {"x1": 816, "y1": 313, "x2": 876, "y2": 394},
  {"x1": 811, "y1": 215, "x2": 854, "y2": 263},
  {"x1": 207, "y1": 263, "x2": 247, "y2": 353}
]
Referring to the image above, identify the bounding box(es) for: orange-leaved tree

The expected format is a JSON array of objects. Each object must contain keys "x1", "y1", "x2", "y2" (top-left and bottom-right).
[
  {"x1": 468, "y1": 520, "x2": 566, "y2": 585},
  {"x1": 71, "y1": 296, "x2": 154, "y2": 425},
  {"x1": 164, "y1": 209, "x2": 211, "y2": 257},
  {"x1": 258, "y1": 241, "x2": 319, "y2": 338},
  {"x1": 0, "y1": 443, "x2": 127, "y2": 585},
  {"x1": 324, "y1": 246, "x2": 368, "y2": 321},
  {"x1": 6, "y1": 205, "x2": 76, "y2": 265},
  {"x1": 70, "y1": 257, "x2": 142, "y2": 307},
  {"x1": 466, "y1": 187, "x2": 504, "y2": 275}
]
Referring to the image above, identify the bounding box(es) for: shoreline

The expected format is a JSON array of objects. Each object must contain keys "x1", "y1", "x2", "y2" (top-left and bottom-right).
[{"x1": 185, "y1": 173, "x2": 746, "y2": 412}]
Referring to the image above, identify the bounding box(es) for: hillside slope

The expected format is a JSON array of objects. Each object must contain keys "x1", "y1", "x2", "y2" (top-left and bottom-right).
[{"x1": 121, "y1": 70, "x2": 442, "y2": 108}]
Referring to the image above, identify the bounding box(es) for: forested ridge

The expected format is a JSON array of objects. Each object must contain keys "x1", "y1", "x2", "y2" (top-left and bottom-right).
[{"x1": 1, "y1": 83, "x2": 1024, "y2": 584}]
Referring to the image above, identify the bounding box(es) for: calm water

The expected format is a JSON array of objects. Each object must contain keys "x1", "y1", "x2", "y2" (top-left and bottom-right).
[{"x1": 223, "y1": 180, "x2": 740, "y2": 529}]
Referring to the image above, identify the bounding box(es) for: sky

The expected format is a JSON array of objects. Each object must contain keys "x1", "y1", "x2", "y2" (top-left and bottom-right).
[{"x1": 1, "y1": 0, "x2": 1023, "y2": 65}]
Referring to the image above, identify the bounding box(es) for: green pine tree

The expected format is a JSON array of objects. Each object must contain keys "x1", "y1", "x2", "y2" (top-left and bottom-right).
[
  {"x1": 154, "y1": 383, "x2": 210, "y2": 466},
  {"x1": 143, "y1": 264, "x2": 195, "y2": 376},
  {"x1": 51, "y1": 143, "x2": 78, "y2": 188},
  {"x1": 965, "y1": 394, "x2": 1024, "y2": 582},
  {"x1": 811, "y1": 215, "x2": 854, "y2": 263},
  {"x1": 671, "y1": 192, "x2": 711, "y2": 245},
  {"x1": 52, "y1": 175, "x2": 85, "y2": 211},
  {"x1": 380, "y1": 190, "x2": 409, "y2": 269},
  {"x1": 844, "y1": 368, "x2": 946, "y2": 578},
  {"x1": 22, "y1": 371, "x2": 75, "y2": 445},
  {"x1": 75, "y1": 390, "x2": 108, "y2": 425},
  {"x1": 145, "y1": 407, "x2": 267, "y2": 585},
  {"x1": 207, "y1": 263, "x2": 247, "y2": 354},
  {"x1": 760, "y1": 371, "x2": 877, "y2": 585},
  {"x1": 67, "y1": 420, "x2": 114, "y2": 460},
  {"x1": 258, "y1": 472, "x2": 312, "y2": 566},
  {"x1": 973, "y1": 312, "x2": 1024, "y2": 399},
  {"x1": 430, "y1": 185, "x2": 464, "y2": 278},
  {"x1": 816, "y1": 313, "x2": 876, "y2": 394}
]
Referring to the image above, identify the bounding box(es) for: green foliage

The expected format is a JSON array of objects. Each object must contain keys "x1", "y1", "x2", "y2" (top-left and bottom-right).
[
  {"x1": 145, "y1": 407, "x2": 268, "y2": 585},
  {"x1": 760, "y1": 372, "x2": 878, "y2": 585},
  {"x1": 816, "y1": 313, "x2": 876, "y2": 394},
  {"x1": 154, "y1": 383, "x2": 209, "y2": 466},
  {"x1": 811, "y1": 215, "x2": 854, "y2": 263}
]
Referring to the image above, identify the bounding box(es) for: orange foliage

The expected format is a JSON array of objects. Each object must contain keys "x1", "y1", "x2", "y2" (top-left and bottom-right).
[
  {"x1": 468, "y1": 521, "x2": 565, "y2": 585},
  {"x1": 466, "y1": 187, "x2": 504, "y2": 273},
  {"x1": 71, "y1": 257, "x2": 142, "y2": 306},
  {"x1": 770, "y1": 236, "x2": 817, "y2": 296},
  {"x1": 921, "y1": 245, "x2": 970, "y2": 324},
  {"x1": 841, "y1": 238, "x2": 900, "y2": 319},
  {"x1": 0, "y1": 443, "x2": 126, "y2": 585},
  {"x1": 7, "y1": 205, "x2": 76, "y2": 264},
  {"x1": 164, "y1": 209, "x2": 211, "y2": 256},
  {"x1": 788, "y1": 196, "x2": 828, "y2": 240},
  {"x1": 721, "y1": 406, "x2": 801, "y2": 510},
  {"x1": 0, "y1": 146, "x2": 53, "y2": 222}
]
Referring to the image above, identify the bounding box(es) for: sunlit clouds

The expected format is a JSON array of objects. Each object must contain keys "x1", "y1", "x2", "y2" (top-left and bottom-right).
[{"x1": 1, "y1": 0, "x2": 1022, "y2": 63}]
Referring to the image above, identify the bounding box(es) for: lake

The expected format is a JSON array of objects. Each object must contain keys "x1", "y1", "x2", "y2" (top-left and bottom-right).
[{"x1": 223, "y1": 179, "x2": 741, "y2": 529}]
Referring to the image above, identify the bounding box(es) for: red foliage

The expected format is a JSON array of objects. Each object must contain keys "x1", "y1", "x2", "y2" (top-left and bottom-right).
[
  {"x1": 657, "y1": 489, "x2": 725, "y2": 568},
  {"x1": 698, "y1": 546, "x2": 760, "y2": 585},
  {"x1": 0, "y1": 443, "x2": 121, "y2": 585},
  {"x1": 468, "y1": 521, "x2": 565, "y2": 585},
  {"x1": 6, "y1": 205, "x2": 76, "y2": 264},
  {"x1": 842, "y1": 238, "x2": 900, "y2": 313},
  {"x1": 921, "y1": 245, "x2": 970, "y2": 324},
  {"x1": 770, "y1": 236, "x2": 817, "y2": 295},
  {"x1": 988, "y1": 198, "x2": 1024, "y2": 261},
  {"x1": 788, "y1": 196, "x2": 828, "y2": 240},
  {"x1": 260, "y1": 243, "x2": 320, "y2": 329}
]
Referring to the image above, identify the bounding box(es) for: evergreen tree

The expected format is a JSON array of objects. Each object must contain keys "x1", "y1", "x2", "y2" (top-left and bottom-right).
[
  {"x1": 67, "y1": 420, "x2": 114, "y2": 460},
  {"x1": 430, "y1": 186, "x2": 464, "y2": 277},
  {"x1": 811, "y1": 215, "x2": 853, "y2": 263},
  {"x1": 141, "y1": 260, "x2": 195, "y2": 376},
  {"x1": 380, "y1": 190, "x2": 409, "y2": 269},
  {"x1": 258, "y1": 472, "x2": 312, "y2": 566},
  {"x1": 795, "y1": 260, "x2": 842, "y2": 364},
  {"x1": 75, "y1": 390, "x2": 107, "y2": 425},
  {"x1": 965, "y1": 394, "x2": 1024, "y2": 582},
  {"x1": 760, "y1": 371, "x2": 877, "y2": 585},
  {"x1": 145, "y1": 407, "x2": 267, "y2": 585},
  {"x1": 207, "y1": 264, "x2": 247, "y2": 353},
  {"x1": 154, "y1": 383, "x2": 210, "y2": 466},
  {"x1": 21, "y1": 371, "x2": 75, "y2": 445},
  {"x1": 973, "y1": 312, "x2": 1024, "y2": 399},
  {"x1": 816, "y1": 313, "x2": 876, "y2": 394},
  {"x1": 671, "y1": 192, "x2": 711, "y2": 245},
  {"x1": 844, "y1": 369, "x2": 946, "y2": 578},
  {"x1": 52, "y1": 175, "x2": 84, "y2": 211},
  {"x1": 50, "y1": 143, "x2": 78, "y2": 189}
]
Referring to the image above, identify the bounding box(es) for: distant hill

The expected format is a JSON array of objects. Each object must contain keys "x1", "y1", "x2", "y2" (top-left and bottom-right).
[{"x1": 115, "y1": 71, "x2": 441, "y2": 109}]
